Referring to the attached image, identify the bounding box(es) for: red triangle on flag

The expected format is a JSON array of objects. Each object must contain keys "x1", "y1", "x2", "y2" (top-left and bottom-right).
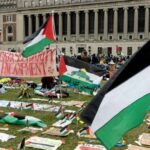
[
  {"x1": 116, "y1": 45, "x2": 119, "y2": 54},
  {"x1": 43, "y1": 15, "x2": 56, "y2": 41},
  {"x1": 59, "y1": 56, "x2": 67, "y2": 76}
]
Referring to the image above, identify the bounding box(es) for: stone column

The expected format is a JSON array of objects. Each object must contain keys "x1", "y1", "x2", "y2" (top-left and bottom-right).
[
  {"x1": 42, "y1": 14, "x2": 46, "y2": 23},
  {"x1": 76, "y1": 11, "x2": 79, "y2": 41},
  {"x1": 113, "y1": 8, "x2": 118, "y2": 40},
  {"x1": 59, "y1": 12, "x2": 62, "y2": 41},
  {"x1": 123, "y1": 7, "x2": 128, "y2": 39},
  {"x1": 94, "y1": 9, "x2": 98, "y2": 40},
  {"x1": 104, "y1": 8, "x2": 108, "y2": 40},
  {"x1": 67, "y1": 11, "x2": 71, "y2": 41},
  {"x1": 28, "y1": 15, "x2": 32, "y2": 36},
  {"x1": 16, "y1": 14, "x2": 24, "y2": 42},
  {"x1": 85, "y1": 10, "x2": 89, "y2": 41},
  {"x1": 35, "y1": 14, "x2": 39, "y2": 31},
  {"x1": 144, "y1": 6, "x2": 149, "y2": 39},
  {"x1": 134, "y1": 6, "x2": 139, "y2": 39}
]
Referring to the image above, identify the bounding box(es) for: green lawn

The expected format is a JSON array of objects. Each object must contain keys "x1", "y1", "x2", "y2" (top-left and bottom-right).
[{"x1": 0, "y1": 80, "x2": 149, "y2": 150}]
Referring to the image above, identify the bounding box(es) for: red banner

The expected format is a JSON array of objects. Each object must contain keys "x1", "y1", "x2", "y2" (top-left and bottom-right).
[{"x1": 0, "y1": 49, "x2": 58, "y2": 77}]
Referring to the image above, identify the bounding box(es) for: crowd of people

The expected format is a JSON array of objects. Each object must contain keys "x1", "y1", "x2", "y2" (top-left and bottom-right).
[{"x1": 72, "y1": 50, "x2": 131, "y2": 79}]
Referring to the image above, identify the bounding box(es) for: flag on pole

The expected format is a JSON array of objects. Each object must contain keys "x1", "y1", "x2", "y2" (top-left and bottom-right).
[
  {"x1": 80, "y1": 41, "x2": 150, "y2": 149},
  {"x1": 59, "y1": 56, "x2": 67, "y2": 76},
  {"x1": 116, "y1": 45, "x2": 119, "y2": 55},
  {"x1": 22, "y1": 15, "x2": 56, "y2": 58}
]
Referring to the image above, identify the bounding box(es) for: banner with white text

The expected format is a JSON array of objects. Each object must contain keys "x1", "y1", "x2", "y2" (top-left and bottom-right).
[{"x1": 0, "y1": 49, "x2": 58, "y2": 77}]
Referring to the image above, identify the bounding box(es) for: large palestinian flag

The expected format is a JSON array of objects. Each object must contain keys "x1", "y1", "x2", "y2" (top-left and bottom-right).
[
  {"x1": 80, "y1": 41, "x2": 150, "y2": 149},
  {"x1": 22, "y1": 15, "x2": 56, "y2": 58},
  {"x1": 60, "y1": 56, "x2": 104, "y2": 94}
]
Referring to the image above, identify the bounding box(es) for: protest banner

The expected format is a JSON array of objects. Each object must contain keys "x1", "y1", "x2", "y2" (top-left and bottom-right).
[{"x1": 0, "y1": 49, "x2": 58, "y2": 77}]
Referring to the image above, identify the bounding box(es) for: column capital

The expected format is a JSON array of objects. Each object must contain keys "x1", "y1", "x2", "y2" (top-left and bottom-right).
[
  {"x1": 104, "y1": 8, "x2": 108, "y2": 12},
  {"x1": 67, "y1": 11, "x2": 71, "y2": 15},
  {"x1": 58, "y1": 12, "x2": 62, "y2": 15},
  {"x1": 34, "y1": 14, "x2": 38, "y2": 17},
  {"x1": 144, "y1": 5, "x2": 150, "y2": 9},
  {"x1": 94, "y1": 9, "x2": 99, "y2": 13},
  {"x1": 123, "y1": 7, "x2": 128, "y2": 11},
  {"x1": 113, "y1": 8, "x2": 118, "y2": 11},
  {"x1": 76, "y1": 11, "x2": 79, "y2": 14},
  {"x1": 84, "y1": 10, "x2": 89, "y2": 13},
  {"x1": 134, "y1": 6, "x2": 139, "y2": 10}
]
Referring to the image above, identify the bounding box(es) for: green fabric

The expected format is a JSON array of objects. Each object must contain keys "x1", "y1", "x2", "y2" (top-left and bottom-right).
[
  {"x1": 61, "y1": 75, "x2": 99, "y2": 94},
  {"x1": 22, "y1": 38, "x2": 53, "y2": 58},
  {"x1": 0, "y1": 115, "x2": 46, "y2": 128},
  {"x1": 95, "y1": 94, "x2": 150, "y2": 150}
]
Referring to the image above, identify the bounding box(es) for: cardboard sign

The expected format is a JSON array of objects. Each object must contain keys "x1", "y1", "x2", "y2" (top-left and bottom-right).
[
  {"x1": 25, "y1": 136, "x2": 62, "y2": 150},
  {"x1": 74, "y1": 144, "x2": 106, "y2": 150},
  {"x1": 0, "y1": 49, "x2": 58, "y2": 77}
]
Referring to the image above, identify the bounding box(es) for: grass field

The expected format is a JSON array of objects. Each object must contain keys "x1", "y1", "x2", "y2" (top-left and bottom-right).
[{"x1": 0, "y1": 79, "x2": 149, "y2": 150}]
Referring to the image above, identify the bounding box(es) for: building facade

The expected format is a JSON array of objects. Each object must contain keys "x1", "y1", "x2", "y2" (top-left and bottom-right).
[{"x1": 0, "y1": 0, "x2": 150, "y2": 56}]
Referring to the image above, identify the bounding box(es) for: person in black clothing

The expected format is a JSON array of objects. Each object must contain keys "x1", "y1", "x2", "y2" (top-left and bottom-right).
[
  {"x1": 91, "y1": 54, "x2": 99, "y2": 64},
  {"x1": 77, "y1": 50, "x2": 91, "y2": 63},
  {"x1": 41, "y1": 77, "x2": 55, "y2": 89}
]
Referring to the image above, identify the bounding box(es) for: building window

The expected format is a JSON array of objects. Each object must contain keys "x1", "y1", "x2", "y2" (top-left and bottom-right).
[
  {"x1": 71, "y1": 12, "x2": 76, "y2": 34},
  {"x1": 88, "y1": 46, "x2": 91, "y2": 55},
  {"x1": 6, "y1": 15, "x2": 12, "y2": 22},
  {"x1": 129, "y1": 35, "x2": 132, "y2": 39},
  {"x1": 62, "y1": 47, "x2": 66, "y2": 54},
  {"x1": 98, "y1": 10, "x2": 104, "y2": 33},
  {"x1": 109, "y1": 36, "x2": 112, "y2": 40},
  {"x1": 98, "y1": 47, "x2": 103, "y2": 54},
  {"x1": 127, "y1": 47, "x2": 132, "y2": 55},
  {"x1": 8, "y1": 26, "x2": 13, "y2": 33},
  {"x1": 138, "y1": 6, "x2": 145, "y2": 33},
  {"x1": 78, "y1": 47, "x2": 85, "y2": 53},
  {"x1": 100, "y1": 36, "x2": 103, "y2": 40},
  {"x1": 139, "y1": 35, "x2": 143, "y2": 39},
  {"x1": 8, "y1": 36, "x2": 13, "y2": 41},
  {"x1": 119, "y1": 35, "x2": 122, "y2": 40},
  {"x1": 108, "y1": 9, "x2": 114, "y2": 33},
  {"x1": 118, "y1": 8, "x2": 124, "y2": 33},
  {"x1": 128, "y1": 7, "x2": 134, "y2": 33},
  {"x1": 7, "y1": 25, "x2": 13, "y2": 42},
  {"x1": 62, "y1": 13, "x2": 67, "y2": 35},
  {"x1": 79, "y1": 11, "x2": 85, "y2": 34},
  {"x1": 107, "y1": 47, "x2": 112, "y2": 56},
  {"x1": 89, "y1": 10, "x2": 94, "y2": 34}
]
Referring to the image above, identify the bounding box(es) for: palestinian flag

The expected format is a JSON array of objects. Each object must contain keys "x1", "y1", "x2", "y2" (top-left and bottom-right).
[
  {"x1": 55, "y1": 111, "x2": 64, "y2": 120},
  {"x1": 81, "y1": 41, "x2": 150, "y2": 149},
  {"x1": 77, "y1": 127, "x2": 90, "y2": 137},
  {"x1": 60, "y1": 126, "x2": 70, "y2": 136},
  {"x1": 61, "y1": 56, "x2": 104, "y2": 94},
  {"x1": 22, "y1": 15, "x2": 56, "y2": 58},
  {"x1": 59, "y1": 55, "x2": 67, "y2": 76}
]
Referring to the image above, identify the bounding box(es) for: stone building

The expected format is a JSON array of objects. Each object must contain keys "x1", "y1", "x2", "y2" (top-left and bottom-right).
[{"x1": 0, "y1": 0, "x2": 150, "y2": 56}]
